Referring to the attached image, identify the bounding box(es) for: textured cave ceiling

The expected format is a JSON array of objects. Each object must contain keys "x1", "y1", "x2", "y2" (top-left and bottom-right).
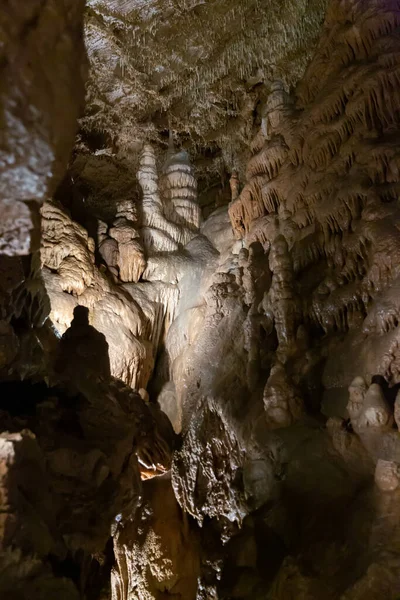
[{"x1": 80, "y1": 0, "x2": 328, "y2": 186}]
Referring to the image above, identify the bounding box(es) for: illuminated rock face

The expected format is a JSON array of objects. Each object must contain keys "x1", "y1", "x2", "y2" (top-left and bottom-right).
[
  {"x1": 0, "y1": 4, "x2": 175, "y2": 598},
  {"x1": 219, "y1": 1, "x2": 400, "y2": 596},
  {"x1": 40, "y1": 200, "x2": 153, "y2": 389},
  {"x1": 230, "y1": 0, "x2": 400, "y2": 387},
  {"x1": 161, "y1": 148, "x2": 201, "y2": 233},
  {"x1": 137, "y1": 144, "x2": 201, "y2": 257},
  {"x1": 112, "y1": 477, "x2": 200, "y2": 600}
]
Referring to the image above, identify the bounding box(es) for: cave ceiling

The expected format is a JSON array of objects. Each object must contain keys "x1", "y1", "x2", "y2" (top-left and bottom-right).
[{"x1": 81, "y1": 0, "x2": 328, "y2": 189}]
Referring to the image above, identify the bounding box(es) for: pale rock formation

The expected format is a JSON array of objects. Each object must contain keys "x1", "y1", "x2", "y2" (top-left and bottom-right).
[
  {"x1": 138, "y1": 143, "x2": 201, "y2": 263},
  {"x1": 138, "y1": 144, "x2": 182, "y2": 255},
  {"x1": 41, "y1": 201, "x2": 97, "y2": 296},
  {"x1": 41, "y1": 200, "x2": 153, "y2": 388},
  {"x1": 268, "y1": 235, "x2": 299, "y2": 358},
  {"x1": 229, "y1": 0, "x2": 400, "y2": 383},
  {"x1": 375, "y1": 459, "x2": 400, "y2": 492},
  {"x1": 98, "y1": 219, "x2": 119, "y2": 280},
  {"x1": 262, "y1": 80, "x2": 294, "y2": 139},
  {"x1": 346, "y1": 376, "x2": 368, "y2": 426},
  {"x1": 107, "y1": 200, "x2": 146, "y2": 283},
  {"x1": 263, "y1": 363, "x2": 304, "y2": 429},
  {"x1": 357, "y1": 382, "x2": 394, "y2": 431},
  {"x1": 229, "y1": 171, "x2": 240, "y2": 202},
  {"x1": 68, "y1": 152, "x2": 146, "y2": 283},
  {"x1": 161, "y1": 147, "x2": 201, "y2": 233},
  {"x1": 347, "y1": 378, "x2": 394, "y2": 433},
  {"x1": 156, "y1": 381, "x2": 181, "y2": 434}
]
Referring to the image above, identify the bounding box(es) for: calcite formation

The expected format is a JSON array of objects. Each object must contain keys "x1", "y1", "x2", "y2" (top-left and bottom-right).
[
  {"x1": 112, "y1": 477, "x2": 200, "y2": 600},
  {"x1": 41, "y1": 200, "x2": 153, "y2": 388},
  {"x1": 103, "y1": 201, "x2": 145, "y2": 284},
  {"x1": 82, "y1": 0, "x2": 328, "y2": 173},
  {"x1": 0, "y1": 3, "x2": 175, "y2": 598},
  {"x1": 4, "y1": 0, "x2": 400, "y2": 599},
  {"x1": 138, "y1": 143, "x2": 200, "y2": 257},
  {"x1": 229, "y1": 0, "x2": 400, "y2": 389}
]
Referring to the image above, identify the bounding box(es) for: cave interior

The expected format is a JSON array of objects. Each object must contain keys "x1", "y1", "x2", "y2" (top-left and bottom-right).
[{"x1": 1, "y1": 0, "x2": 400, "y2": 598}]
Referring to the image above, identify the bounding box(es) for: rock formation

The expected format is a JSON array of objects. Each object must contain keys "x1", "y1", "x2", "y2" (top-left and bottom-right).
[
  {"x1": 41, "y1": 200, "x2": 153, "y2": 388},
  {"x1": 3, "y1": 0, "x2": 400, "y2": 599}
]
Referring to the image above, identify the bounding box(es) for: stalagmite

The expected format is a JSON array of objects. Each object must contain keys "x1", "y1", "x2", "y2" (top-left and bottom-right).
[
  {"x1": 356, "y1": 382, "x2": 394, "y2": 430},
  {"x1": 269, "y1": 235, "x2": 299, "y2": 357},
  {"x1": 161, "y1": 146, "x2": 201, "y2": 233},
  {"x1": 263, "y1": 363, "x2": 304, "y2": 428},
  {"x1": 138, "y1": 144, "x2": 199, "y2": 256},
  {"x1": 229, "y1": 170, "x2": 240, "y2": 201}
]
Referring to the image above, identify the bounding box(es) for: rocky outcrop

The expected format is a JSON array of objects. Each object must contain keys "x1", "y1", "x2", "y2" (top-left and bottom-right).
[{"x1": 0, "y1": 0, "x2": 86, "y2": 255}]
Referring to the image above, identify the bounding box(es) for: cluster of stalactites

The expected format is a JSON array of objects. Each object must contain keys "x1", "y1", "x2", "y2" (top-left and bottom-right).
[
  {"x1": 229, "y1": 0, "x2": 400, "y2": 240},
  {"x1": 137, "y1": 143, "x2": 200, "y2": 258},
  {"x1": 228, "y1": 0, "x2": 400, "y2": 345}
]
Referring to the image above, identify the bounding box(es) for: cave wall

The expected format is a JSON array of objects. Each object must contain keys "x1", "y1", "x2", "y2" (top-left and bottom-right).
[
  {"x1": 0, "y1": 3, "x2": 175, "y2": 599},
  {"x1": 229, "y1": 0, "x2": 400, "y2": 397}
]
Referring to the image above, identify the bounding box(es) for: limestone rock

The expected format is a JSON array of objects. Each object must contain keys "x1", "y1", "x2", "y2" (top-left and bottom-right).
[
  {"x1": 263, "y1": 363, "x2": 304, "y2": 429},
  {"x1": 357, "y1": 383, "x2": 394, "y2": 431},
  {"x1": 112, "y1": 477, "x2": 200, "y2": 600},
  {"x1": 41, "y1": 200, "x2": 153, "y2": 388},
  {"x1": 0, "y1": 0, "x2": 86, "y2": 250},
  {"x1": 375, "y1": 459, "x2": 400, "y2": 492},
  {"x1": 5, "y1": 0, "x2": 400, "y2": 599},
  {"x1": 138, "y1": 143, "x2": 200, "y2": 258}
]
